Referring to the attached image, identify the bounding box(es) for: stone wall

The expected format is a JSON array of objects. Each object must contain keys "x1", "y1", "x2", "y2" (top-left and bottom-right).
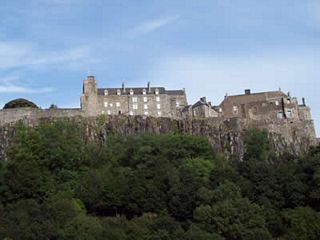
[{"x1": 0, "y1": 108, "x2": 84, "y2": 126}]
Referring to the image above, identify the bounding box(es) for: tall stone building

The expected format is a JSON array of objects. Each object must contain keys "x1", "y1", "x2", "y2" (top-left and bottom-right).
[
  {"x1": 219, "y1": 89, "x2": 313, "y2": 122},
  {"x1": 81, "y1": 76, "x2": 188, "y2": 118}
]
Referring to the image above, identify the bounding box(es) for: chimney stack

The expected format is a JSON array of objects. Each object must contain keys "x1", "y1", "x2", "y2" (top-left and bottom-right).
[
  {"x1": 302, "y1": 97, "x2": 306, "y2": 106},
  {"x1": 200, "y1": 97, "x2": 207, "y2": 103},
  {"x1": 122, "y1": 82, "x2": 126, "y2": 93},
  {"x1": 245, "y1": 89, "x2": 251, "y2": 95},
  {"x1": 147, "y1": 82, "x2": 151, "y2": 93},
  {"x1": 87, "y1": 75, "x2": 95, "y2": 81}
]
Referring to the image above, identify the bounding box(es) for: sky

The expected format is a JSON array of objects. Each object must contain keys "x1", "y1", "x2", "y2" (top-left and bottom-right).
[{"x1": 0, "y1": 0, "x2": 320, "y2": 134}]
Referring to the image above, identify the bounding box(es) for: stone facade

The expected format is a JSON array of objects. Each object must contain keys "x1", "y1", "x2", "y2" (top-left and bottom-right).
[
  {"x1": 181, "y1": 97, "x2": 219, "y2": 118},
  {"x1": 81, "y1": 76, "x2": 188, "y2": 118},
  {"x1": 218, "y1": 89, "x2": 312, "y2": 122}
]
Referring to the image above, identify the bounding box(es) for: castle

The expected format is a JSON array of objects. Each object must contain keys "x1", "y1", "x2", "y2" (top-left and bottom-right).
[
  {"x1": 0, "y1": 75, "x2": 317, "y2": 157},
  {"x1": 81, "y1": 76, "x2": 188, "y2": 117},
  {"x1": 80, "y1": 76, "x2": 314, "y2": 126}
]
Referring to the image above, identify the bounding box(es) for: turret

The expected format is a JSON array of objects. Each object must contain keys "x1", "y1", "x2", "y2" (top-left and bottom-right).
[{"x1": 81, "y1": 75, "x2": 99, "y2": 116}]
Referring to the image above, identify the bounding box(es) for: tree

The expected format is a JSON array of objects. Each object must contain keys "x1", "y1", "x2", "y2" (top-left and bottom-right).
[
  {"x1": 3, "y1": 98, "x2": 38, "y2": 109},
  {"x1": 243, "y1": 128, "x2": 274, "y2": 162},
  {"x1": 63, "y1": 215, "x2": 105, "y2": 240},
  {"x1": 282, "y1": 207, "x2": 320, "y2": 240},
  {"x1": 194, "y1": 183, "x2": 271, "y2": 240}
]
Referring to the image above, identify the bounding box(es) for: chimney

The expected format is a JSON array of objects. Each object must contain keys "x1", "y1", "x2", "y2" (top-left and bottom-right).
[
  {"x1": 245, "y1": 89, "x2": 251, "y2": 95},
  {"x1": 122, "y1": 82, "x2": 126, "y2": 93},
  {"x1": 208, "y1": 101, "x2": 212, "y2": 106},
  {"x1": 287, "y1": 92, "x2": 291, "y2": 97},
  {"x1": 302, "y1": 97, "x2": 306, "y2": 106},
  {"x1": 87, "y1": 75, "x2": 95, "y2": 81},
  {"x1": 147, "y1": 82, "x2": 151, "y2": 93},
  {"x1": 200, "y1": 97, "x2": 207, "y2": 103}
]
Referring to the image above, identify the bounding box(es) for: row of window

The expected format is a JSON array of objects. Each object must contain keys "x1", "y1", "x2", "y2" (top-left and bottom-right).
[
  {"x1": 104, "y1": 101, "x2": 161, "y2": 110},
  {"x1": 104, "y1": 102, "x2": 121, "y2": 108},
  {"x1": 104, "y1": 89, "x2": 160, "y2": 96},
  {"x1": 133, "y1": 103, "x2": 161, "y2": 110},
  {"x1": 277, "y1": 109, "x2": 293, "y2": 119}
]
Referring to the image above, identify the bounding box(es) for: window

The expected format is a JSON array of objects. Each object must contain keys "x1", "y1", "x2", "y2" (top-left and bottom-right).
[
  {"x1": 129, "y1": 111, "x2": 133, "y2": 115},
  {"x1": 277, "y1": 112, "x2": 283, "y2": 119},
  {"x1": 144, "y1": 104, "x2": 148, "y2": 110},
  {"x1": 116, "y1": 102, "x2": 121, "y2": 107},
  {"x1": 109, "y1": 103, "x2": 113, "y2": 107},
  {"x1": 233, "y1": 106, "x2": 238, "y2": 113},
  {"x1": 104, "y1": 90, "x2": 108, "y2": 96},
  {"x1": 275, "y1": 100, "x2": 279, "y2": 106},
  {"x1": 287, "y1": 99, "x2": 291, "y2": 104},
  {"x1": 143, "y1": 97, "x2": 148, "y2": 102},
  {"x1": 156, "y1": 96, "x2": 160, "y2": 102},
  {"x1": 142, "y1": 89, "x2": 146, "y2": 95},
  {"x1": 176, "y1": 101, "x2": 180, "y2": 107},
  {"x1": 101, "y1": 110, "x2": 105, "y2": 114},
  {"x1": 286, "y1": 110, "x2": 293, "y2": 118},
  {"x1": 157, "y1": 111, "x2": 162, "y2": 116},
  {"x1": 157, "y1": 103, "x2": 161, "y2": 109},
  {"x1": 144, "y1": 111, "x2": 148, "y2": 115},
  {"x1": 132, "y1": 97, "x2": 138, "y2": 103},
  {"x1": 107, "y1": 110, "x2": 111, "y2": 115},
  {"x1": 130, "y1": 89, "x2": 134, "y2": 95},
  {"x1": 104, "y1": 102, "x2": 108, "y2": 107},
  {"x1": 219, "y1": 108, "x2": 223, "y2": 113},
  {"x1": 155, "y1": 88, "x2": 159, "y2": 95},
  {"x1": 133, "y1": 104, "x2": 138, "y2": 110},
  {"x1": 117, "y1": 89, "x2": 121, "y2": 95}
]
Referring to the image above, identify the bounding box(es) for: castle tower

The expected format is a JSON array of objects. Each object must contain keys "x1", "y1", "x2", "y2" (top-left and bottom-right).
[{"x1": 81, "y1": 76, "x2": 99, "y2": 116}]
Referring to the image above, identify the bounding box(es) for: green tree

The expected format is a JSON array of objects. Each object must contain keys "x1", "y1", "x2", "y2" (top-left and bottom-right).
[{"x1": 282, "y1": 207, "x2": 320, "y2": 240}]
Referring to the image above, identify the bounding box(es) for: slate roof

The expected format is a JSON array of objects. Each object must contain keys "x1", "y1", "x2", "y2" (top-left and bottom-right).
[
  {"x1": 97, "y1": 87, "x2": 185, "y2": 96},
  {"x1": 192, "y1": 100, "x2": 210, "y2": 108},
  {"x1": 220, "y1": 91, "x2": 288, "y2": 105}
]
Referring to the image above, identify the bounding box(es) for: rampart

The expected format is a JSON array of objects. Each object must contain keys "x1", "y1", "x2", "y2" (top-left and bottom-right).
[{"x1": 0, "y1": 108, "x2": 84, "y2": 126}]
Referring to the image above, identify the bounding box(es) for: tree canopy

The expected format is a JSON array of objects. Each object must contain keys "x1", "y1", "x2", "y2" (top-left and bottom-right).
[
  {"x1": 3, "y1": 98, "x2": 38, "y2": 109},
  {"x1": 0, "y1": 121, "x2": 319, "y2": 239}
]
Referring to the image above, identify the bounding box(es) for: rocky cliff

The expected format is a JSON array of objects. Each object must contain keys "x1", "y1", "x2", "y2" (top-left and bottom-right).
[{"x1": 0, "y1": 115, "x2": 317, "y2": 161}]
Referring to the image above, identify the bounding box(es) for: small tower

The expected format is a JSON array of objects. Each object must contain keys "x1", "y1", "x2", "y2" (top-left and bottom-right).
[{"x1": 81, "y1": 75, "x2": 99, "y2": 116}]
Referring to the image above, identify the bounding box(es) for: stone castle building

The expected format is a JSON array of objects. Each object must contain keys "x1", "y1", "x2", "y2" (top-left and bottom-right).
[
  {"x1": 0, "y1": 75, "x2": 317, "y2": 157},
  {"x1": 81, "y1": 76, "x2": 188, "y2": 118},
  {"x1": 80, "y1": 76, "x2": 313, "y2": 126}
]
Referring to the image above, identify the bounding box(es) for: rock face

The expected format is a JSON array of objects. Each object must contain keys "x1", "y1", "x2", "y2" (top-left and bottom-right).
[{"x1": 0, "y1": 115, "x2": 317, "y2": 161}]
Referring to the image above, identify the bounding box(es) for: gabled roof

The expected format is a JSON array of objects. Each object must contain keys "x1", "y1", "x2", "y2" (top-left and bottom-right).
[{"x1": 193, "y1": 100, "x2": 210, "y2": 108}]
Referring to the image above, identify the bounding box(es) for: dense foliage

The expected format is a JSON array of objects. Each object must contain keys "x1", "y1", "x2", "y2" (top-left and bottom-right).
[
  {"x1": 0, "y1": 121, "x2": 319, "y2": 239},
  {"x1": 3, "y1": 98, "x2": 38, "y2": 109}
]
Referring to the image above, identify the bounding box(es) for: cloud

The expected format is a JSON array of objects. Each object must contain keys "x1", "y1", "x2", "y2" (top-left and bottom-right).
[
  {"x1": 0, "y1": 76, "x2": 53, "y2": 93},
  {"x1": 128, "y1": 15, "x2": 180, "y2": 38},
  {"x1": 145, "y1": 51, "x2": 319, "y2": 103},
  {"x1": 0, "y1": 41, "x2": 93, "y2": 71},
  {"x1": 143, "y1": 49, "x2": 320, "y2": 135}
]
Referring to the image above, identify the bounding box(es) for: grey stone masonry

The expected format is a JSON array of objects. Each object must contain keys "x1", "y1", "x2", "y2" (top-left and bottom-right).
[{"x1": 81, "y1": 76, "x2": 188, "y2": 118}]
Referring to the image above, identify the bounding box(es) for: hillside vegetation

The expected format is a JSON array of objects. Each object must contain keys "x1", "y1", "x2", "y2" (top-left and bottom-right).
[{"x1": 0, "y1": 120, "x2": 319, "y2": 240}]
